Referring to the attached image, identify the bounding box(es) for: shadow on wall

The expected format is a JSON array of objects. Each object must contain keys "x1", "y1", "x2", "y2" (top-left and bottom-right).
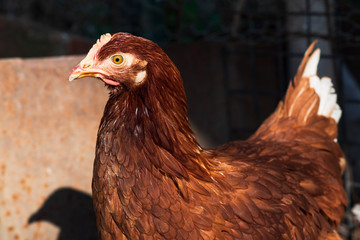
[{"x1": 28, "y1": 188, "x2": 97, "y2": 240}]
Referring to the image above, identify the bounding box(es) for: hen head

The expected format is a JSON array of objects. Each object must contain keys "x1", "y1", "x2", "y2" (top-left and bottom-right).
[
  {"x1": 69, "y1": 33, "x2": 178, "y2": 92},
  {"x1": 69, "y1": 32, "x2": 207, "y2": 181}
]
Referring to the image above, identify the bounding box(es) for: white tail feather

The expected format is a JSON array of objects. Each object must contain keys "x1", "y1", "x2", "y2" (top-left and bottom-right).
[
  {"x1": 303, "y1": 48, "x2": 342, "y2": 123},
  {"x1": 303, "y1": 48, "x2": 320, "y2": 78}
]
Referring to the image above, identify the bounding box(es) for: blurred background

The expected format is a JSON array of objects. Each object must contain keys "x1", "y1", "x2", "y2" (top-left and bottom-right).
[{"x1": 0, "y1": 0, "x2": 360, "y2": 239}]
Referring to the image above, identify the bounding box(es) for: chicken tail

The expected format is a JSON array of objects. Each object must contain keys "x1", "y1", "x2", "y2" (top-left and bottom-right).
[
  {"x1": 287, "y1": 41, "x2": 341, "y2": 125},
  {"x1": 249, "y1": 42, "x2": 346, "y2": 230},
  {"x1": 251, "y1": 41, "x2": 346, "y2": 172}
]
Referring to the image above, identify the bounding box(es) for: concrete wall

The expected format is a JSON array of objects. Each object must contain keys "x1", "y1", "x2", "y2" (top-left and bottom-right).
[{"x1": 0, "y1": 56, "x2": 107, "y2": 240}]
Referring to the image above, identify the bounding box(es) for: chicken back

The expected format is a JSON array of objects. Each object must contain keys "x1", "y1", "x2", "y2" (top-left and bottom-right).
[{"x1": 69, "y1": 33, "x2": 347, "y2": 240}]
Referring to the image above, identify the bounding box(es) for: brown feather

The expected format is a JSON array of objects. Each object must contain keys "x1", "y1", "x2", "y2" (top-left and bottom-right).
[{"x1": 71, "y1": 33, "x2": 347, "y2": 239}]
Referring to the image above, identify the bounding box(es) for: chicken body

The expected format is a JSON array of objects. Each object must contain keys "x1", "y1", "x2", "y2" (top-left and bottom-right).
[{"x1": 69, "y1": 33, "x2": 347, "y2": 239}]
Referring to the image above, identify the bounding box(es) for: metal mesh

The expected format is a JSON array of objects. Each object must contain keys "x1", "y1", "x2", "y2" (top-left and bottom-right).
[{"x1": 220, "y1": 1, "x2": 360, "y2": 238}]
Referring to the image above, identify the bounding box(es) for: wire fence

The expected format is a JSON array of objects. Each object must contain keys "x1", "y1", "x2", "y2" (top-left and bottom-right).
[{"x1": 221, "y1": 1, "x2": 360, "y2": 238}]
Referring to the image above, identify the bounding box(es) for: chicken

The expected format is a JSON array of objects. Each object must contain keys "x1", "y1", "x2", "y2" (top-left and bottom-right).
[{"x1": 69, "y1": 33, "x2": 347, "y2": 240}]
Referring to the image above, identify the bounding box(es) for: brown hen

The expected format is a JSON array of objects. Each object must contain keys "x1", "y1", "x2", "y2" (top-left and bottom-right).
[{"x1": 69, "y1": 33, "x2": 347, "y2": 240}]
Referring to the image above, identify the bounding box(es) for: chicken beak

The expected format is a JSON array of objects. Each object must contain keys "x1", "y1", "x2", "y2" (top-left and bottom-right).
[
  {"x1": 69, "y1": 64, "x2": 120, "y2": 86},
  {"x1": 68, "y1": 65, "x2": 92, "y2": 82}
]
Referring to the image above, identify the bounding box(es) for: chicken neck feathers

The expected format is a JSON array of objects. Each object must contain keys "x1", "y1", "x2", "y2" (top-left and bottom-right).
[{"x1": 70, "y1": 33, "x2": 346, "y2": 240}]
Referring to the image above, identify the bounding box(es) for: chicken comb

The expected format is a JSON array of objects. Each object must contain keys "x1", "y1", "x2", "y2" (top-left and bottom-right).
[
  {"x1": 95, "y1": 33, "x2": 112, "y2": 49},
  {"x1": 79, "y1": 33, "x2": 112, "y2": 66},
  {"x1": 88, "y1": 33, "x2": 112, "y2": 57}
]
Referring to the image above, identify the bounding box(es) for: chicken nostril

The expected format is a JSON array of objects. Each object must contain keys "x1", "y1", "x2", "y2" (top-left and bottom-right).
[{"x1": 82, "y1": 64, "x2": 91, "y2": 69}]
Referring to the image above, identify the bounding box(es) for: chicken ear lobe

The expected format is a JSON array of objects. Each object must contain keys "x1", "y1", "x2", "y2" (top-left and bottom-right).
[{"x1": 134, "y1": 60, "x2": 148, "y2": 84}]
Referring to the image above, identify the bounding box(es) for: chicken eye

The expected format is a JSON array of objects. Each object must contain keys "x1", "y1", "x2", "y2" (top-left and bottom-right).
[{"x1": 112, "y1": 55, "x2": 124, "y2": 65}]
